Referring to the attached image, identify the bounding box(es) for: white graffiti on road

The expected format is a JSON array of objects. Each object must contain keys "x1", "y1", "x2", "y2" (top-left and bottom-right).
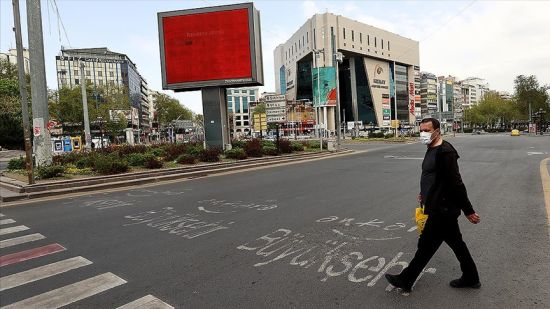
[
  {"x1": 123, "y1": 207, "x2": 233, "y2": 239},
  {"x1": 237, "y1": 228, "x2": 436, "y2": 292},
  {"x1": 82, "y1": 199, "x2": 133, "y2": 210},
  {"x1": 197, "y1": 199, "x2": 278, "y2": 214}
]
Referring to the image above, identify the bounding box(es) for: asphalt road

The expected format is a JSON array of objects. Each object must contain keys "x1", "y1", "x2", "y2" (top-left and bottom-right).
[{"x1": 1, "y1": 135, "x2": 549, "y2": 308}]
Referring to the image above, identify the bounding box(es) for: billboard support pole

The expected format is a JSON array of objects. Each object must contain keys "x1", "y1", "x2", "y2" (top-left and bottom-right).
[{"x1": 202, "y1": 87, "x2": 230, "y2": 150}]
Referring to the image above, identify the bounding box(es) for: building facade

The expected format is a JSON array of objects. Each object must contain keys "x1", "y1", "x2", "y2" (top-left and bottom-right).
[
  {"x1": 460, "y1": 77, "x2": 489, "y2": 108},
  {"x1": 55, "y1": 47, "x2": 150, "y2": 142},
  {"x1": 274, "y1": 13, "x2": 420, "y2": 133},
  {"x1": 1, "y1": 48, "x2": 30, "y2": 74},
  {"x1": 226, "y1": 87, "x2": 258, "y2": 137},
  {"x1": 420, "y1": 72, "x2": 438, "y2": 118}
]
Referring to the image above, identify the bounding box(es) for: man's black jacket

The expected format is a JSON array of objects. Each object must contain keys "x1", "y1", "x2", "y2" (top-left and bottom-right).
[{"x1": 424, "y1": 140, "x2": 475, "y2": 217}]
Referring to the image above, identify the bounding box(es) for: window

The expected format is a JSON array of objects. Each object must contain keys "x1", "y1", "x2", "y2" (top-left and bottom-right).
[
  {"x1": 381, "y1": 39, "x2": 384, "y2": 49},
  {"x1": 367, "y1": 35, "x2": 370, "y2": 45},
  {"x1": 75, "y1": 78, "x2": 79, "y2": 85},
  {"x1": 343, "y1": 28, "x2": 346, "y2": 39},
  {"x1": 388, "y1": 41, "x2": 390, "y2": 51},
  {"x1": 299, "y1": 40, "x2": 301, "y2": 49},
  {"x1": 306, "y1": 31, "x2": 309, "y2": 43},
  {"x1": 73, "y1": 70, "x2": 78, "y2": 76},
  {"x1": 375, "y1": 37, "x2": 377, "y2": 48},
  {"x1": 236, "y1": 121, "x2": 242, "y2": 126},
  {"x1": 110, "y1": 71, "x2": 114, "y2": 77},
  {"x1": 302, "y1": 36, "x2": 305, "y2": 47},
  {"x1": 99, "y1": 80, "x2": 103, "y2": 85},
  {"x1": 250, "y1": 96, "x2": 255, "y2": 102},
  {"x1": 86, "y1": 70, "x2": 91, "y2": 76},
  {"x1": 244, "y1": 121, "x2": 249, "y2": 126},
  {"x1": 235, "y1": 97, "x2": 241, "y2": 113},
  {"x1": 351, "y1": 30, "x2": 354, "y2": 41},
  {"x1": 313, "y1": 29, "x2": 316, "y2": 49},
  {"x1": 243, "y1": 97, "x2": 248, "y2": 113},
  {"x1": 86, "y1": 79, "x2": 91, "y2": 84},
  {"x1": 98, "y1": 71, "x2": 103, "y2": 77},
  {"x1": 360, "y1": 33, "x2": 362, "y2": 43}
]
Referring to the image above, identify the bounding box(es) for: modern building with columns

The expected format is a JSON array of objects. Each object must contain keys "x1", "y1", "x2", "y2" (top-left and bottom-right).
[{"x1": 274, "y1": 13, "x2": 420, "y2": 133}]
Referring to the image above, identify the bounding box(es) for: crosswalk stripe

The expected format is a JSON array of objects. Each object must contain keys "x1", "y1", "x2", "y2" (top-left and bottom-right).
[
  {"x1": 0, "y1": 213, "x2": 5, "y2": 217},
  {"x1": 0, "y1": 219, "x2": 16, "y2": 225},
  {"x1": 2, "y1": 272, "x2": 127, "y2": 309},
  {"x1": 0, "y1": 256, "x2": 93, "y2": 292},
  {"x1": 0, "y1": 243, "x2": 65, "y2": 267},
  {"x1": 0, "y1": 225, "x2": 29, "y2": 236},
  {"x1": 117, "y1": 294, "x2": 175, "y2": 309},
  {"x1": 0, "y1": 233, "x2": 46, "y2": 249}
]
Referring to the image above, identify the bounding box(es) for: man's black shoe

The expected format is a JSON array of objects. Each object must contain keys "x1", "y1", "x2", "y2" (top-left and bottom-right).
[
  {"x1": 385, "y1": 274, "x2": 412, "y2": 292},
  {"x1": 449, "y1": 278, "x2": 481, "y2": 289}
]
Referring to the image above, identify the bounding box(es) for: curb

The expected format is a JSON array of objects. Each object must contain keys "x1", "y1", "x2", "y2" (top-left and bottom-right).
[{"x1": 0, "y1": 150, "x2": 353, "y2": 204}]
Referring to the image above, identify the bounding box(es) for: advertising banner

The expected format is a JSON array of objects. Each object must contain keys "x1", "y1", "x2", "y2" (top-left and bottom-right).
[{"x1": 312, "y1": 67, "x2": 337, "y2": 107}]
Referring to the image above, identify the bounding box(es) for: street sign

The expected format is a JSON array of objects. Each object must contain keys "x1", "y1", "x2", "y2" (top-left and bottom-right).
[
  {"x1": 266, "y1": 101, "x2": 286, "y2": 108},
  {"x1": 266, "y1": 108, "x2": 286, "y2": 116},
  {"x1": 264, "y1": 95, "x2": 286, "y2": 102},
  {"x1": 267, "y1": 116, "x2": 286, "y2": 123}
]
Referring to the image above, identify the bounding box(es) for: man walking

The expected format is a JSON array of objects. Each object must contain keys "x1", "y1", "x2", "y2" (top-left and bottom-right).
[{"x1": 385, "y1": 118, "x2": 481, "y2": 292}]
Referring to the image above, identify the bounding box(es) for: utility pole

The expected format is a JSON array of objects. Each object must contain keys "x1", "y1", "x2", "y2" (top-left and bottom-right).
[
  {"x1": 79, "y1": 63, "x2": 92, "y2": 150},
  {"x1": 332, "y1": 31, "x2": 342, "y2": 150},
  {"x1": 26, "y1": 0, "x2": 52, "y2": 166},
  {"x1": 12, "y1": 0, "x2": 34, "y2": 184}
]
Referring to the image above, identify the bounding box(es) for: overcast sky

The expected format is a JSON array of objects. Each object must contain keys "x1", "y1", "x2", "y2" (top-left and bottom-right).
[{"x1": 1, "y1": 0, "x2": 548, "y2": 114}]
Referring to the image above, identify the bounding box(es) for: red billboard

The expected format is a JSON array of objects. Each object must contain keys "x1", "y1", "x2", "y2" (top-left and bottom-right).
[{"x1": 158, "y1": 3, "x2": 263, "y2": 91}]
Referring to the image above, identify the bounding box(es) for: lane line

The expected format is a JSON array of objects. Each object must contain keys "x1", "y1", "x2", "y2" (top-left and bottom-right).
[
  {"x1": 2, "y1": 272, "x2": 126, "y2": 309},
  {"x1": 0, "y1": 256, "x2": 93, "y2": 291},
  {"x1": 117, "y1": 294, "x2": 174, "y2": 309},
  {"x1": 0, "y1": 233, "x2": 45, "y2": 249},
  {"x1": 0, "y1": 225, "x2": 29, "y2": 236},
  {"x1": 540, "y1": 158, "x2": 550, "y2": 234},
  {"x1": 0, "y1": 243, "x2": 66, "y2": 267},
  {"x1": 0, "y1": 219, "x2": 16, "y2": 225}
]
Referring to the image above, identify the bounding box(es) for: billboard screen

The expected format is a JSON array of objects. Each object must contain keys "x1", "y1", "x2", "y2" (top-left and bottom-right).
[
  {"x1": 158, "y1": 3, "x2": 263, "y2": 91},
  {"x1": 312, "y1": 67, "x2": 337, "y2": 107}
]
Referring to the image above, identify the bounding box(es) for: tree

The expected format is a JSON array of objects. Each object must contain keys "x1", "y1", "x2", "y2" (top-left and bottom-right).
[
  {"x1": 514, "y1": 75, "x2": 549, "y2": 119},
  {"x1": 0, "y1": 59, "x2": 31, "y2": 149},
  {"x1": 153, "y1": 92, "x2": 193, "y2": 128},
  {"x1": 253, "y1": 102, "x2": 266, "y2": 114}
]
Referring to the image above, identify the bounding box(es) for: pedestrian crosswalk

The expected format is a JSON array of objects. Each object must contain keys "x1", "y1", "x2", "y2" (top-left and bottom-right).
[{"x1": 0, "y1": 214, "x2": 174, "y2": 308}]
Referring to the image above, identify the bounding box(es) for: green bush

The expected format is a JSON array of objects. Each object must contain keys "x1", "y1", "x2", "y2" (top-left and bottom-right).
[
  {"x1": 117, "y1": 144, "x2": 147, "y2": 156},
  {"x1": 384, "y1": 133, "x2": 394, "y2": 139},
  {"x1": 75, "y1": 153, "x2": 102, "y2": 169},
  {"x1": 307, "y1": 140, "x2": 321, "y2": 149},
  {"x1": 278, "y1": 139, "x2": 293, "y2": 154},
  {"x1": 126, "y1": 153, "x2": 148, "y2": 167},
  {"x1": 7, "y1": 156, "x2": 26, "y2": 170},
  {"x1": 148, "y1": 147, "x2": 166, "y2": 157},
  {"x1": 291, "y1": 141, "x2": 304, "y2": 151},
  {"x1": 224, "y1": 148, "x2": 247, "y2": 160},
  {"x1": 199, "y1": 148, "x2": 222, "y2": 162},
  {"x1": 261, "y1": 140, "x2": 276, "y2": 148},
  {"x1": 368, "y1": 132, "x2": 385, "y2": 138},
  {"x1": 244, "y1": 139, "x2": 263, "y2": 157},
  {"x1": 186, "y1": 144, "x2": 203, "y2": 157},
  {"x1": 231, "y1": 139, "x2": 247, "y2": 149},
  {"x1": 94, "y1": 157, "x2": 129, "y2": 175},
  {"x1": 53, "y1": 152, "x2": 86, "y2": 165},
  {"x1": 143, "y1": 154, "x2": 163, "y2": 169},
  {"x1": 163, "y1": 144, "x2": 188, "y2": 161},
  {"x1": 36, "y1": 165, "x2": 65, "y2": 179},
  {"x1": 262, "y1": 146, "x2": 279, "y2": 156},
  {"x1": 176, "y1": 154, "x2": 198, "y2": 165}
]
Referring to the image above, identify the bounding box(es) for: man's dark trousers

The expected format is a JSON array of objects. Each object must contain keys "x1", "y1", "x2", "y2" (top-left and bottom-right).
[{"x1": 401, "y1": 214, "x2": 479, "y2": 284}]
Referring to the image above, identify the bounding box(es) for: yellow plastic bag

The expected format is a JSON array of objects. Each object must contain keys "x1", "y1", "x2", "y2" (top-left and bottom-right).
[{"x1": 415, "y1": 205, "x2": 429, "y2": 235}]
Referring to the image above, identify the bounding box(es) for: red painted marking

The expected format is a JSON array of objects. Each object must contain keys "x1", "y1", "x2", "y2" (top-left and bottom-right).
[{"x1": 0, "y1": 243, "x2": 66, "y2": 267}]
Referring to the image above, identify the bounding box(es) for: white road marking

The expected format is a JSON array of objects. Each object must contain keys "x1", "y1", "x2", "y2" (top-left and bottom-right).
[
  {"x1": 0, "y1": 213, "x2": 5, "y2": 217},
  {"x1": 0, "y1": 256, "x2": 93, "y2": 292},
  {"x1": 407, "y1": 226, "x2": 418, "y2": 232},
  {"x1": 0, "y1": 219, "x2": 16, "y2": 225},
  {"x1": 528, "y1": 152, "x2": 547, "y2": 155},
  {"x1": 197, "y1": 206, "x2": 222, "y2": 214},
  {"x1": 2, "y1": 272, "x2": 126, "y2": 309},
  {"x1": 0, "y1": 225, "x2": 29, "y2": 236},
  {"x1": 0, "y1": 233, "x2": 45, "y2": 249},
  {"x1": 117, "y1": 295, "x2": 174, "y2": 309}
]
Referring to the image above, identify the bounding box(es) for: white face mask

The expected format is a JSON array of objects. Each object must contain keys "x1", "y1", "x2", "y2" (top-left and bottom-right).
[{"x1": 419, "y1": 131, "x2": 433, "y2": 145}]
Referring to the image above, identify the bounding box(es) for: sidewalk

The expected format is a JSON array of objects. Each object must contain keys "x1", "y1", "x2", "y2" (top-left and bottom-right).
[
  {"x1": 0, "y1": 150, "x2": 24, "y2": 162},
  {"x1": 0, "y1": 149, "x2": 354, "y2": 205}
]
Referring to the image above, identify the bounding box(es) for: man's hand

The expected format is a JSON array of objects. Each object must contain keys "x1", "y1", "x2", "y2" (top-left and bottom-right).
[
  {"x1": 417, "y1": 194, "x2": 422, "y2": 204},
  {"x1": 466, "y1": 213, "x2": 480, "y2": 224}
]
